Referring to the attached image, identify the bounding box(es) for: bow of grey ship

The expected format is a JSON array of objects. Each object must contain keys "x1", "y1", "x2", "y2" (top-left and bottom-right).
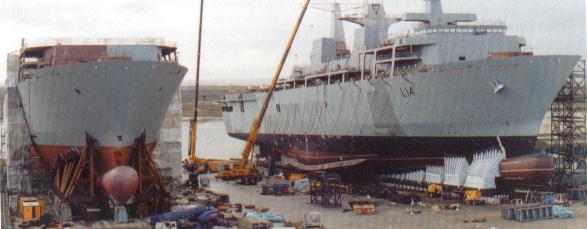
[
  {"x1": 221, "y1": 0, "x2": 580, "y2": 171},
  {"x1": 16, "y1": 38, "x2": 186, "y2": 203}
]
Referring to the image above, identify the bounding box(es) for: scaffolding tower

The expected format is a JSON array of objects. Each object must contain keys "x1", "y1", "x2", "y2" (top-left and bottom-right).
[{"x1": 550, "y1": 59, "x2": 586, "y2": 190}]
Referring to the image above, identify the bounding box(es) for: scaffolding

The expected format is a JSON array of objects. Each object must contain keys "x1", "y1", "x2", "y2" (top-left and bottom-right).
[{"x1": 550, "y1": 59, "x2": 586, "y2": 190}]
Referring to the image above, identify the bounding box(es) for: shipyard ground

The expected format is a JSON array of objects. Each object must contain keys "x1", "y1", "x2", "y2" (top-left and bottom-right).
[{"x1": 206, "y1": 174, "x2": 587, "y2": 229}]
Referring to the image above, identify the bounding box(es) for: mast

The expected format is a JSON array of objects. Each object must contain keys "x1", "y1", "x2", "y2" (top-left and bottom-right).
[
  {"x1": 404, "y1": 0, "x2": 476, "y2": 25},
  {"x1": 424, "y1": 0, "x2": 443, "y2": 15},
  {"x1": 189, "y1": 0, "x2": 204, "y2": 162},
  {"x1": 332, "y1": 3, "x2": 348, "y2": 56}
]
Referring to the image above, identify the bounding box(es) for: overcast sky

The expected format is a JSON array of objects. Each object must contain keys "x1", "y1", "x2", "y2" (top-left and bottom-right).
[{"x1": 0, "y1": 0, "x2": 585, "y2": 86}]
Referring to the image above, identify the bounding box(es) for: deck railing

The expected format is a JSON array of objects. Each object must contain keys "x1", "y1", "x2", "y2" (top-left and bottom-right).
[{"x1": 23, "y1": 38, "x2": 177, "y2": 48}]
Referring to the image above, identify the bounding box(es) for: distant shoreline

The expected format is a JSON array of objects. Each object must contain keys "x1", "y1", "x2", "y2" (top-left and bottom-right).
[
  {"x1": 181, "y1": 116, "x2": 223, "y2": 121},
  {"x1": 180, "y1": 85, "x2": 249, "y2": 118}
]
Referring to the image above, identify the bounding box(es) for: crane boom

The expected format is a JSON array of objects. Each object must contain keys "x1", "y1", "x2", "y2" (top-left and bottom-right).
[
  {"x1": 189, "y1": 0, "x2": 205, "y2": 162},
  {"x1": 238, "y1": 0, "x2": 312, "y2": 169}
]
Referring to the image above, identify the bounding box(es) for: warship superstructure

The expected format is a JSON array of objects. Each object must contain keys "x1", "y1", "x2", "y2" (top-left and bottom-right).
[{"x1": 221, "y1": 0, "x2": 580, "y2": 170}]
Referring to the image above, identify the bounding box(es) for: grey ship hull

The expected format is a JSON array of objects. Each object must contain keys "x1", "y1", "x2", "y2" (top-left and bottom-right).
[
  {"x1": 222, "y1": 55, "x2": 580, "y2": 168},
  {"x1": 18, "y1": 61, "x2": 186, "y2": 171}
]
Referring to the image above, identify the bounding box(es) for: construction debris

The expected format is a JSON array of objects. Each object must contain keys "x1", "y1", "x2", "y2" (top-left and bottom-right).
[
  {"x1": 348, "y1": 199, "x2": 377, "y2": 215},
  {"x1": 261, "y1": 182, "x2": 294, "y2": 196},
  {"x1": 552, "y1": 205, "x2": 575, "y2": 219},
  {"x1": 463, "y1": 216, "x2": 487, "y2": 223},
  {"x1": 567, "y1": 187, "x2": 587, "y2": 201},
  {"x1": 169, "y1": 180, "x2": 304, "y2": 228},
  {"x1": 303, "y1": 212, "x2": 325, "y2": 229},
  {"x1": 293, "y1": 178, "x2": 311, "y2": 193}
]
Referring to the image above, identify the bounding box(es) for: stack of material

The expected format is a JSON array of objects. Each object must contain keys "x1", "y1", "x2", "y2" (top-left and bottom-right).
[
  {"x1": 404, "y1": 170, "x2": 425, "y2": 183},
  {"x1": 425, "y1": 166, "x2": 444, "y2": 184},
  {"x1": 293, "y1": 178, "x2": 310, "y2": 193},
  {"x1": 502, "y1": 203, "x2": 555, "y2": 222},
  {"x1": 443, "y1": 157, "x2": 469, "y2": 187},
  {"x1": 348, "y1": 199, "x2": 377, "y2": 215},
  {"x1": 150, "y1": 205, "x2": 219, "y2": 225},
  {"x1": 384, "y1": 170, "x2": 425, "y2": 183},
  {"x1": 464, "y1": 150, "x2": 503, "y2": 189},
  {"x1": 273, "y1": 183, "x2": 292, "y2": 195},
  {"x1": 152, "y1": 91, "x2": 183, "y2": 192},
  {"x1": 383, "y1": 173, "x2": 401, "y2": 180},
  {"x1": 552, "y1": 205, "x2": 574, "y2": 219},
  {"x1": 567, "y1": 188, "x2": 587, "y2": 201},
  {"x1": 244, "y1": 210, "x2": 286, "y2": 223},
  {"x1": 262, "y1": 174, "x2": 288, "y2": 187}
]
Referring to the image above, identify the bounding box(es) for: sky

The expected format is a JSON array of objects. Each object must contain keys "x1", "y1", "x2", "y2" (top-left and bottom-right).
[{"x1": 0, "y1": 0, "x2": 585, "y2": 86}]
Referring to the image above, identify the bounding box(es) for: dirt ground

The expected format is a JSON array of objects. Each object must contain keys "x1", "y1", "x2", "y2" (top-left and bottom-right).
[{"x1": 206, "y1": 175, "x2": 587, "y2": 229}]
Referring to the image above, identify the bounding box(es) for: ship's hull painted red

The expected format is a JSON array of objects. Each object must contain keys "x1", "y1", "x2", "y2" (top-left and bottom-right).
[
  {"x1": 37, "y1": 143, "x2": 155, "y2": 173},
  {"x1": 230, "y1": 133, "x2": 536, "y2": 167},
  {"x1": 499, "y1": 154, "x2": 555, "y2": 186}
]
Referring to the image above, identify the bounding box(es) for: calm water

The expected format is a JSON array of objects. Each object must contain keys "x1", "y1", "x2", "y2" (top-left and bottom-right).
[
  {"x1": 0, "y1": 117, "x2": 240, "y2": 160},
  {"x1": 181, "y1": 118, "x2": 244, "y2": 160}
]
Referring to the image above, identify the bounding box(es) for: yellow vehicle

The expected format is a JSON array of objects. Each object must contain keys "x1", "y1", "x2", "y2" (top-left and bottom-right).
[
  {"x1": 427, "y1": 184, "x2": 443, "y2": 197},
  {"x1": 288, "y1": 173, "x2": 307, "y2": 183},
  {"x1": 464, "y1": 190, "x2": 482, "y2": 205},
  {"x1": 19, "y1": 196, "x2": 45, "y2": 223},
  {"x1": 348, "y1": 200, "x2": 376, "y2": 215},
  {"x1": 207, "y1": 160, "x2": 234, "y2": 173},
  {"x1": 216, "y1": 167, "x2": 261, "y2": 185}
]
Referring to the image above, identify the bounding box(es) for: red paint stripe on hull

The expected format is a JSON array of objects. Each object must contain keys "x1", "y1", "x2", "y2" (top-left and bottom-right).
[{"x1": 37, "y1": 144, "x2": 154, "y2": 172}]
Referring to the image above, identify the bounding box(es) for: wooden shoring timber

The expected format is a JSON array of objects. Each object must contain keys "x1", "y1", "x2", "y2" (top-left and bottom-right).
[
  {"x1": 51, "y1": 133, "x2": 97, "y2": 200},
  {"x1": 54, "y1": 153, "x2": 77, "y2": 195},
  {"x1": 56, "y1": 164, "x2": 64, "y2": 193},
  {"x1": 130, "y1": 132, "x2": 167, "y2": 196},
  {"x1": 64, "y1": 149, "x2": 86, "y2": 196},
  {"x1": 60, "y1": 162, "x2": 71, "y2": 193},
  {"x1": 53, "y1": 167, "x2": 61, "y2": 191},
  {"x1": 54, "y1": 159, "x2": 74, "y2": 196}
]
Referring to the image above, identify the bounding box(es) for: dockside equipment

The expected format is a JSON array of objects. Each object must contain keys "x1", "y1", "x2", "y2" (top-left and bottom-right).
[
  {"x1": 185, "y1": 0, "x2": 213, "y2": 175},
  {"x1": 309, "y1": 172, "x2": 343, "y2": 208},
  {"x1": 19, "y1": 197, "x2": 45, "y2": 224},
  {"x1": 217, "y1": 0, "x2": 311, "y2": 183}
]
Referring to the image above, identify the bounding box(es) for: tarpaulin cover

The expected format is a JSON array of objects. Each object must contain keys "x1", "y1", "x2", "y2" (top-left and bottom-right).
[
  {"x1": 150, "y1": 206, "x2": 208, "y2": 224},
  {"x1": 245, "y1": 211, "x2": 286, "y2": 222},
  {"x1": 553, "y1": 205, "x2": 574, "y2": 219},
  {"x1": 273, "y1": 183, "x2": 290, "y2": 193},
  {"x1": 294, "y1": 178, "x2": 310, "y2": 193}
]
